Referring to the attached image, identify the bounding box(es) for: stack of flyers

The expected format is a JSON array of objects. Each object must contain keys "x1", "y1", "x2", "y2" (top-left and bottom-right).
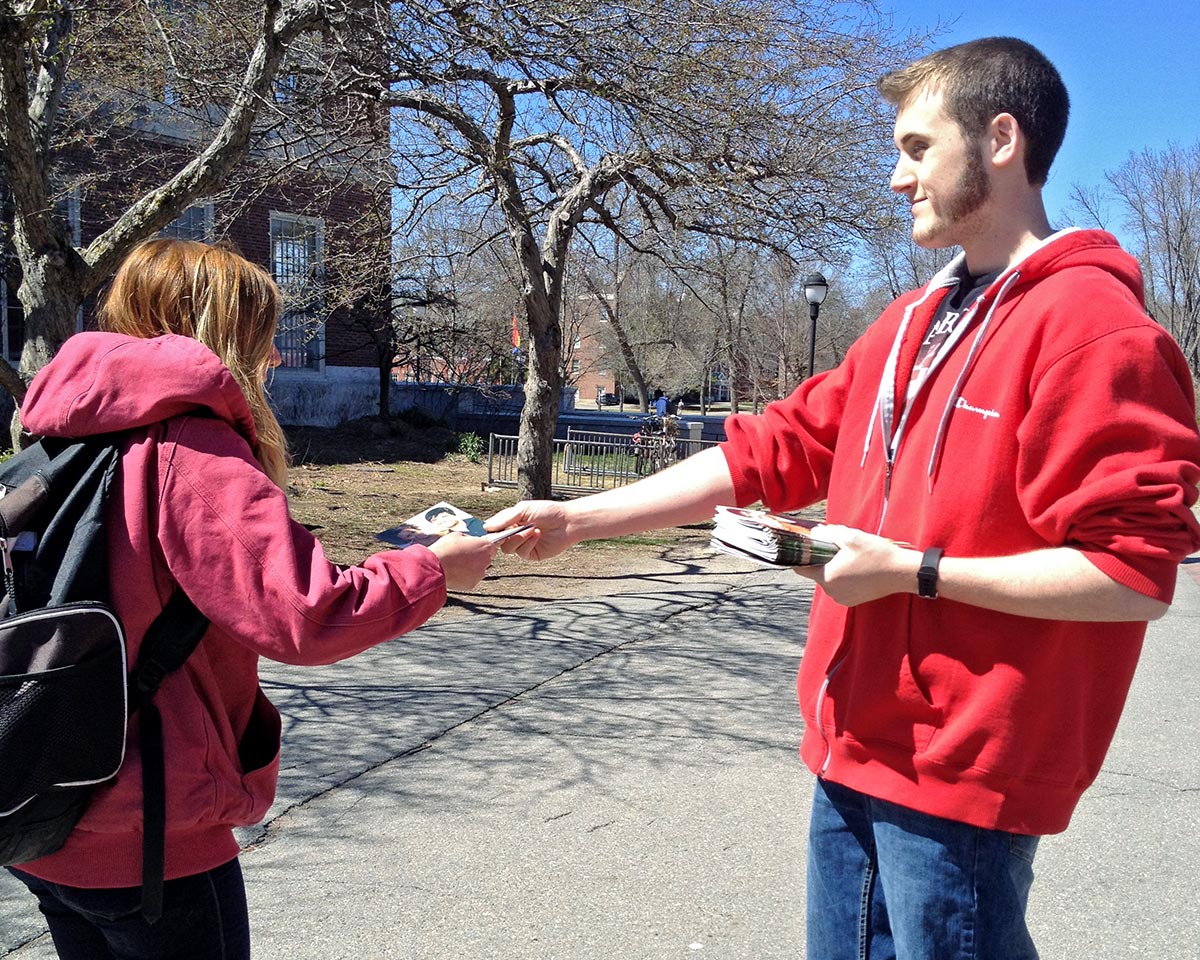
[
  {"x1": 377, "y1": 502, "x2": 530, "y2": 548},
  {"x1": 710, "y1": 506, "x2": 839, "y2": 567}
]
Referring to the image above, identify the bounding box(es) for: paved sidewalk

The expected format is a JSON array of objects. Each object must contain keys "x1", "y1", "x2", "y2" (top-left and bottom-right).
[{"x1": 3, "y1": 564, "x2": 1198, "y2": 958}]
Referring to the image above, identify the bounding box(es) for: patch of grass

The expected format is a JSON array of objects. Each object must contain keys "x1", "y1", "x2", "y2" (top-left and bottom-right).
[{"x1": 455, "y1": 431, "x2": 485, "y2": 462}]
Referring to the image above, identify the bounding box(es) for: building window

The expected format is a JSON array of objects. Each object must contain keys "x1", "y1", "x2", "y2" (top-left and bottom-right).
[
  {"x1": 159, "y1": 204, "x2": 213, "y2": 241},
  {"x1": 54, "y1": 185, "x2": 81, "y2": 247},
  {"x1": 0, "y1": 276, "x2": 23, "y2": 364},
  {"x1": 274, "y1": 72, "x2": 302, "y2": 105},
  {"x1": 0, "y1": 184, "x2": 80, "y2": 361},
  {"x1": 273, "y1": 65, "x2": 322, "y2": 123},
  {"x1": 269, "y1": 212, "x2": 324, "y2": 371},
  {"x1": 571, "y1": 359, "x2": 581, "y2": 375}
]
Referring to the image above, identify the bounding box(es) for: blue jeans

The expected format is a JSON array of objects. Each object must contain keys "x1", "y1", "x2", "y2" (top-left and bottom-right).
[
  {"x1": 6, "y1": 858, "x2": 250, "y2": 960},
  {"x1": 807, "y1": 778, "x2": 1040, "y2": 960}
]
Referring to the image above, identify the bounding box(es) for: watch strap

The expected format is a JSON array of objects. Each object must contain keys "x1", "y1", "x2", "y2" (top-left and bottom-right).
[{"x1": 918, "y1": 546, "x2": 944, "y2": 599}]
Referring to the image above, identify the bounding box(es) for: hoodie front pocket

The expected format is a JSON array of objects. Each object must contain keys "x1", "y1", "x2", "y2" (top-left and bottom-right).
[
  {"x1": 835, "y1": 598, "x2": 944, "y2": 756},
  {"x1": 235, "y1": 686, "x2": 281, "y2": 824}
]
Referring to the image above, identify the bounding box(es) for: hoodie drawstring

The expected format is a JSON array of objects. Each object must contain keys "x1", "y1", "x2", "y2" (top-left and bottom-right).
[{"x1": 924, "y1": 270, "x2": 1022, "y2": 490}]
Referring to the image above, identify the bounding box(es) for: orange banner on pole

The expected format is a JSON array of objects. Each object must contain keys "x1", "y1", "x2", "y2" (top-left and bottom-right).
[{"x1": 511, "y1": 314, "x2": 520, "y2": 349}]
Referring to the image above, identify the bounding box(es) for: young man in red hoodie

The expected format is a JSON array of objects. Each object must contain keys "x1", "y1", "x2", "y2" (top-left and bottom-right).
[{"x1": 488, "y1": 38, "x2": 1200, "y2": 959}]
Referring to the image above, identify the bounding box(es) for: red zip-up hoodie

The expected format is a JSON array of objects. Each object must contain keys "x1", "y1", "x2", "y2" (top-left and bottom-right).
[
  {"x1": 16, "y1": 333, "x2": 448, "y2": 886},
  {"x1": 722, "y1": 229, "x2": 1200, "y2": 835}
]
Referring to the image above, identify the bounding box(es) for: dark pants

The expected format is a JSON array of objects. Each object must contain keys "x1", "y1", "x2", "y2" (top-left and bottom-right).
[{"x1": 7, "y1": 858, "x2": 250, "y2": 960}]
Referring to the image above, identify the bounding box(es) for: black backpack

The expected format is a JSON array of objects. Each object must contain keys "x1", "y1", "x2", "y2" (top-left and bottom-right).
[{"x1": 0, "y1": 435, "x2": 209, "y2": 922}]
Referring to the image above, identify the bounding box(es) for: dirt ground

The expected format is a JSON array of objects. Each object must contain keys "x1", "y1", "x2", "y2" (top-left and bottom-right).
[{"x1": 284, "y1": 419, "x2": 757, "y2": 622}]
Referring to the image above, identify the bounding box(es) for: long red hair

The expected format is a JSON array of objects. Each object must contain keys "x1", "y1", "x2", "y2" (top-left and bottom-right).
[{"x1": 98, "y1": 239, "x2": 289, "y2": 487}]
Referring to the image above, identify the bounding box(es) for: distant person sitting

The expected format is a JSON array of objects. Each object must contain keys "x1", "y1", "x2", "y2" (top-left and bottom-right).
[{"x1": 654, "y1": 390, "x2": 668, "y2": 416}]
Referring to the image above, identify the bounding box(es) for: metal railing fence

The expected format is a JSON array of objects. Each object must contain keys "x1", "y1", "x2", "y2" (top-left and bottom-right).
[{"x1": 486, "y1": 429, "x2": 719, "y2": 496}]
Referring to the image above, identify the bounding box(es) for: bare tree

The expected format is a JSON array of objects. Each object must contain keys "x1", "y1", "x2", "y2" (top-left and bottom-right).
[
  {"x1": 1067, "y1": 183, "x2": 1112, "y2": 232},
  {"x1": 1104, "y1": 144, "x2": 1200, "y2": 372},
  {"x1": 860, "y1": 208, "x2": 956, "y2": 301},
  {"x1": 686, "y1": 238, "x2": 764, "y2": 413},
  {"x1": 576, "y1": 237, "x2": 684, "y2": 413},
  {"x1": 332, "y1": 0, "x2": 924, "y2": 497},
  {"x1": 397, "y1": 226, "x2": 520, "y2": 390},
  {"x1": 0, "y1": 0, "x2": 393, "y2": 445}
]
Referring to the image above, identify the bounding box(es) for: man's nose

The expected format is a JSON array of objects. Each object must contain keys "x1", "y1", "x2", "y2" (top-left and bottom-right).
[{"x1": 890, "y1": 157, "x2": 914, "y2": 195}]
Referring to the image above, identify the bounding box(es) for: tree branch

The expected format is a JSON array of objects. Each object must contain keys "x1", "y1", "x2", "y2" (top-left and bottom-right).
[{"x1": 81, "y1": 0, "x2": 326, "y2": 289}]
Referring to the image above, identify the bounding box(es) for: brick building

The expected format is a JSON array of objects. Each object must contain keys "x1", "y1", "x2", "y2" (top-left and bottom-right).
[
  {"x1": 1, "y1": 102, "x2": 392, "y2": 428},
  {"x1": 568, "y1": 291, "x2": 623, "y2": 406}
]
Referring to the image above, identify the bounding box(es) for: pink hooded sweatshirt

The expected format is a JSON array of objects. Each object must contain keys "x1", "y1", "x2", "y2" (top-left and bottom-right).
[{"x1": 16, "y1": 332, "x2": 447, "y2": 887}]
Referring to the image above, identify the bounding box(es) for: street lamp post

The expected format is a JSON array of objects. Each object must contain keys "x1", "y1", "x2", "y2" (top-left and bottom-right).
[{"x1": 804, "y1": 272, "x2": 829, "y2": 379}]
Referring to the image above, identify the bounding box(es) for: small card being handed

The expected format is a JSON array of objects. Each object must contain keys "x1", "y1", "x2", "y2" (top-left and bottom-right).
[{"x1": 377, "y1": 501, "x2": 530, "y2": 548}]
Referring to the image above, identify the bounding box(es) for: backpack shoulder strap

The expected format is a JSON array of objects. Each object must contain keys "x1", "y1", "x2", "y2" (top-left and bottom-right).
[
  {"x1": 129, "y1": 589, "x2": 209, "y2": 923},
  {"x1": 127, "y1": 590, "x2": 210, "y2": 712}
]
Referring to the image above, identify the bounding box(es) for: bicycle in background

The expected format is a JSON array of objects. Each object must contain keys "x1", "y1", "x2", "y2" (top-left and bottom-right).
[{"x1": 631, "y1": 414, "x2": 682, "y2": 476}]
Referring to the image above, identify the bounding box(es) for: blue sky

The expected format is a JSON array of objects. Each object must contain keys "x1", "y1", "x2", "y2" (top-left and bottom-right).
[{"x1": 881, "y1": 0, "x2": 1200, "y2": 223}]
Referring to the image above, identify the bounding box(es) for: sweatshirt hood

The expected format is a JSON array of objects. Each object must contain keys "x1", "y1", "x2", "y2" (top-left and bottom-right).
[
  {"x1": 21, "y1": 332, "x2": 259, "y2": 444},
  {"x1": 1002, "y1": 227, "x2": 1143, "y2": 299},
  {"x1": 921, "y1": 228, "x2": 1142, "y2": 313},
  {"x1": 863, "y1": 228, "x2": 1146, "y2": 497}
]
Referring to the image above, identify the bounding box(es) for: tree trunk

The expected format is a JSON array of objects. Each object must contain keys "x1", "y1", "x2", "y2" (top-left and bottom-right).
[
  {"x1": 9, "y1": 248, "x2": 87, "y2": 446},
  {"x1": 378, "y1": 352, "x2": 391, "y2": 418},
  {"x1": 516, "y1": 293, "x2": 563, "y2": 499}
]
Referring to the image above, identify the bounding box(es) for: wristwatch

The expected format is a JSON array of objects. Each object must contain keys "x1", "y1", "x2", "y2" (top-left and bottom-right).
[{"x1": 918, "y1": 547, "x2": 944, "y2": 599}]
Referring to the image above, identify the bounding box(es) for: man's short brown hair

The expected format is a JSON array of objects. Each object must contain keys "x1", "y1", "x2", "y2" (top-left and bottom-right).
[{"x1": 878, "y1": 37, "x2": 1069, "y2": 186}]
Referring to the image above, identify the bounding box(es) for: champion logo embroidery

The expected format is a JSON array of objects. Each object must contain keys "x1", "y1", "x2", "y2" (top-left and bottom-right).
[{"x1": 955, "y1": 396, "x2": 1000, "y2": 421}]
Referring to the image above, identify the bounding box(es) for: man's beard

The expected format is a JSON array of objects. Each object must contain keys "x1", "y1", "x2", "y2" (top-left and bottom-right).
[
  {"x1": 943, "y1": 145, "x2": 991, "y2": 223},
  {"x1": 914, "y1": 146, "x2": 991, "y2": 247}
]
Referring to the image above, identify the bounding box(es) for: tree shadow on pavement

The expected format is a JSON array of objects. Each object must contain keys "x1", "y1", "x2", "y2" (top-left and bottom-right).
[{"x1": 246, "y1": 575, "x2": 809, "y2": 845}]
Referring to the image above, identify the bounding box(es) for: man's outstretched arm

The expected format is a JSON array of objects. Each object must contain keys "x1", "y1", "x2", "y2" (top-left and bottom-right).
[{"x1": 485, "y1": 446, "x2": 737, "y2": 561}]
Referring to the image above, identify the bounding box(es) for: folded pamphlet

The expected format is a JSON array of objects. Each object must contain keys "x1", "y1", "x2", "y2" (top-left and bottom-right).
[{"x1": 710, "y1": 506, "x2": 838, "y2": 567}]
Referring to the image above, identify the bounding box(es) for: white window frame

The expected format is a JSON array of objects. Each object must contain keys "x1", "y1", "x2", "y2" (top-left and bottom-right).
[
  {"x1": 269, "y1": 211, "x2": 326, "y2": 373},
  {"x1": 0, "y1": 275, "x2": 21, "y2": 364}
]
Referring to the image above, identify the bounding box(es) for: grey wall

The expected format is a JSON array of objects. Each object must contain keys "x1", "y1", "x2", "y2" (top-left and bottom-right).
[{"x1": 267, "y1": 371, "x2": 729, "y2": 443}]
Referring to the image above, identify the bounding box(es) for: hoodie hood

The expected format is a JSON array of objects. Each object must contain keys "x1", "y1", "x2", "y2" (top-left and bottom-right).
[
  {"x1": 864, "y1": 228, "x2": 1145, "y2": 497},
  {"x1": 21, "y1": 332, "x2": 259, "y2": 444},
  {"x1": 928, "y1": 227, "x2": 1143, "y2": 300},
  {"x1": 1005, "y1": 227, "x2": 1144, "y2": 300}
]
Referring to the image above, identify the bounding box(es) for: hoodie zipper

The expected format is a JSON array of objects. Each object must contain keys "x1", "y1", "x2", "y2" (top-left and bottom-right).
[
  {"x1": 813, "y1": 233, "x2": 1082, "y2": 776},
  {"x1": 815, "y1": 660, "x2": 845, "y2": 774},
  {"x1": 815, "y1": 256, "x2": 1026, "y2": 776},
  {"x1": 877, "y1": 452, "x2": 895, "y2": 535}
]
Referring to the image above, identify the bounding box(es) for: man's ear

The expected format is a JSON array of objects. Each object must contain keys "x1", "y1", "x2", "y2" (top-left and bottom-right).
[{"x1": 988, "y1": 112, "x2": 1022, "y2": 171}]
